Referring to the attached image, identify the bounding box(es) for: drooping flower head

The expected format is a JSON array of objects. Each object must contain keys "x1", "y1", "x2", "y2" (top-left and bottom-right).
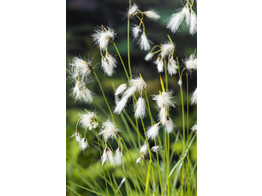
[
  {"x1": 99, "y1": 120, "x2": 120, "y2": 141},
  {"x1": 80, "y1": 138, "x2": 89, "y2": 151},
  {"x1": 115, "y1": 147, "x2": 122, "y2": 166},
  {"x1": 147, "y1": 122, "x2": 161, "y2": 140},
  {"x1": 153, "y1": 91, "x2": 175, "y2": 109},
  {"x1": 69, "y1": 131, "x2": 82, "y2": 143},
  {"x1": 70, "y1": 57, "x2": 93, "y2": 76},
  {"x1": 184, "y1": 53, "x2": 197, "y2": 71},
  {"x1": 101, "y1": 147, "x2": 114, "y2": 165},
  {"x1": 134, "y1": 96, "x2": 146, "y2": 119},
  {"x1": 79, "y1": 111, "x2": 98, "y2": 130},
  {"x1": 144, "y1": 10, "x2": 160, "y2": 20},
  {"x1": 191, "y1": 88, "x2": 197, "y2": 105},
  {"x1": 92, "y1": 26, "x2": 116, "y2": 51},
  {"x1": 101, "y1": 53, "x2": 117, "y2": 76}
]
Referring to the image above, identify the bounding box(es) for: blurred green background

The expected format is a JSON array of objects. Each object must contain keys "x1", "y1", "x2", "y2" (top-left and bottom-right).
[{"x1": 66, "y1": 0, "x2": 197, "y2": 195}]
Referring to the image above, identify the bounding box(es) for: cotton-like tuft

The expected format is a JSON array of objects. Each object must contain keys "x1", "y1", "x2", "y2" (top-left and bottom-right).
[
  {"x1": 128, "y1": 3, "x2": 138, "y2": 18},
  {"x1": 166, "y1": 117, "x2": 175, "y2": 134},
  {"x1": 101, "y1": 147, "x2": 114, "y2": 165},
  {"x1": 101, "y1": 53, "x2": 117, "y2": 76},
  {"x1": 115, "y1": 83, "x2": 128, "y2": 95},
  {"x1": 191, "y1": 88, "x2": 197, "y2": 105},
  {"x1": 167, "y1": 58, "x2": 178, "y2": 76},
  {"x1": 147, "y1": 123, "x2": 161, "y2": 140},
  {"x1": 151, "y1": 146, "x2": 161, "y2": 153},
  {"x1": 80, "y1": 138, "x2": 89, "y2": 151},
  {"x1": 114, "y1": 95, "x2": 129, "y2": 114},
  {"x1": 156, "y1": 59, "x2": 164, "y2": 73},
  {"x1": 140, "y1": 143, "x2": 148, "y2": 156},
  {"x1": 144, "y1": 10, "x2": 160, "y2": 20},
  {"x1": 136, "y1": 157, "x2": 143, "y2": 164},
  {"x1": 145, "y1": 53, "x2": 154, "y2": 61},
  {"x1": 92, "y1": 26, "x2": 116, "y2": 50},
  {"x1": 153, "y1": 91, "x2": 175, "y2": 109},
  {"x1": 132, "y1": 25, "x2": 141, "y2": 39},
  {"x1": 159, "y1": 106, "x2": 167, "y2": 126},
  {"x1": 99, "y1": 120, "x2": 120, "y2": 141},
  {"x1": 135, "y1": 96, "x2": 146, "y2": 119},
  {"x1": 139, "y1": 33, "x2": 151, "y2": 51},
  {"x1": 167, "y1": 11, "x2": 185, "y2": 33},
  {"x1": 189, "y1": 11, "x2": 197, "y2": 35},
  {"x1": 115, "y1": 147, "x2": 122, "y2": 166},
  {"x1": 160, "y1": 42, "x2": 175, "y2": 58},
  {"x1": 184, "y1": 53, "x2": 197, "y2": 71},
  {"x1": 191, "y1": 124, "x2": 197, "y2": 132}
]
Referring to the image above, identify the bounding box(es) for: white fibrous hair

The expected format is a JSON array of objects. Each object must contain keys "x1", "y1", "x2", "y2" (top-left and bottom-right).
[
  {"x1": 191, "y1": 124, "x2": 197, "y2": 132},
  {"x1": 114, "y1": 95, "x2": 128, "y2": 114},
  {"x1": 191, "y1": 88, "x2": 197, "y2": 105},
  {"x1": 135, "y1": 96, "x2": 146, "y2": 119},
  {"x1": 101, "y1": 147, "x2": 114, "y2": 165},
  {"x1": 145, "y1": 52, "x2": 154, "y2": 61},
  {"x1": 153, "y1": 91, "x2": 175, "y2": 109},
  {"x1": 80, "y1": 138, "x2": 89, "y2": 151},
  {"x1": 151, "y1": 146, "x2": 161, "y2": 153},
  {"x1": 132, "y1": 25, "x2": 141, "y2": 39},
  {"x1": 139, "y1": 33, "x2": 151, "y2": 51},
  {"x1": 156, "y1": 58, "x2": 164, "y2": 73},
  {"x1": 159, "y1": 106, "x2": 167, "y2": 126},
  {"x1": 92, "y1": 26, "x2": 116, "y2": 50},
  {"x1": 160, "y1": 42, "x2": 175, "y2": 58},
  {"x1": 99, "y1": 120, "x2": 120, "y2": 141},
  {"x1": 115, "y1": 147, "x2": 122, "y2": 166},
  {"x1": 166, "y1": 117, "x2": 175, "y2": 134},
  {"x1": 71, "y1": 57, "x2": 92, "y2": 76},
  {"x1": 167, "y1": 58, "x2": 178, "y2": 76},
  {"x1": 101, "y1": 53, "x2": 117, "y2": 76},
  {"x1": 124, "y1": 76, "x2": 147, "y2": 98},
  {"x1": 128, "y1": 3, "x2": 138, "y2": 18},
  {"x1": 69, "y1": 131, "x2": 82, "y2": 143},
  {"x1": 144, "y1": 10, "x2": 160, "y2": 20},
  {"x1": 79, "y1": 112, "x2": 96, "y2": 128},
  {"x1": 167, "y1": 10, "x2": 185, "y2": 33},
  {"x1": 140, "y1": 143, "x2": 148, "y2": 156},
  {"x1": 72, "y1": 82, "x2": 83, "y2": 101},
  {"x1": 189, "y1": 11, "x2": 197, "y2": 35},
  {"x1": 178, "y1": 78, "x2": 182, "y2": 86},
  {"x1": 136, "y1": 157, "x2": 143, "y2": 164},
  {"x1": 182, "y1": 5, "x2": 191, "y2": 25},
  {"x1": 147, "y1": 123, "x2": 161, "y2": 140},
  {"x1": 115, "y1": 83, "x2": 128, "y2": 95},
  {"x1": 82, "y1": 87, "x2": 93, "y2": 103},
  {"x1": 184, "y1": 53, "x2": 197, "y2": 71}
]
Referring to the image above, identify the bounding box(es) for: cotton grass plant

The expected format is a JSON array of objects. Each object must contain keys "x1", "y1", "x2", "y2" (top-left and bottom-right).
[{"x1": 67, "y1": 1, "x2": 197, "y2": 196}]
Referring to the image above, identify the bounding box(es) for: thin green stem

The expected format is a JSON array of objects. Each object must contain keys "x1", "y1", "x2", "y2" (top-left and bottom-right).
[
  {"x1": 112, "y1": 42, "x2": 129, "y2": 81},
  {"x1": 93, "y1": 70, "x2": 115, "y2": 123}
]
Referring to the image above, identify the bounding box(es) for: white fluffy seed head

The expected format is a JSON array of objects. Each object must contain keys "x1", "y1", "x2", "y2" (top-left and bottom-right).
[
  {"x1": 128, "y1": 3, "x2": 138, "y2": 18},
  {"x1": 145, "y1": 52, "x2": 154, "y2": 61},
  {"x1": 156, "y1": 59, "x2": 164, "y2": 73},
  {"x1": 123, "y1": 85, "x2": 137, "y2": 98},
  {"x1": 99, "y1": 120, "x2": 120, "y2": 141},
  {"x1": 183, "y1": 5, "x2": 191, "y2": 25},
  {"x1": 72, "y1": 82, "x2": 82, "y2": 101},
  {"x1": 139, "y1": 33, "x2": 151, "y2": 51},
  {"x1": 184, "y1": 53, "x2": 197, "y2": 71},
  {"x1": 101, "y1": 53, "x2": 117, "y2": 76},
  {"x1": 135, "y1": 96, "x2": 146, "y2": 119},
  {"x1": 140, "y1": 143, "x2": 148, "y2": 156},
  {"x1": 191, "y1": 124, "x2": 197, "y2": 132},
  {"x1": 144, "y1": 10, "x2": 160, "y2": 20},
  {"x1": 70, "y1": 131, "x2": 82, "y2": 143},
  {"x1": 147, "y1": 123, "x2": 161, "y2": 140},
  {"x1": 132, "y1": 25, "x2": 141, "y2": 39},
  {"x1": 92, "y1": 26, "x2": 116, "y2": 50},
  {"x1": 161, "y1": 42, "x2": 175, "y2": 58},
  {"x1": 80, "y1": 138, "x2": 89, "y2": 151},
  {"x1": 115, "y1": 147, "x2": 122, "y2": 166},
  {"x1": 79, "y1": 112, "x2": 96, "y2": 128},
  {"x1": 114, "y1": 95, "x2": 128, "y2": 114},
  {"x1": 159, "y1": 106, "x2": 167, "y2": 126},
  {"x1": 166, "y1": 117, "x2": 175, "y2": 134},
  {"x1": 189, "y1": 11, "x2": 197, "y2": 35},
  {"x1": 136, "y1": 157, "x2": 143, "y2": 164},
  {"x1": 82, "y1": 87, "x2": 93, "y2": 103},
  {"x1": 115, "y1": 83, "x2": 128, "y2": 95},
  {"x1": 128, "y1": 76, "x2": 147, "y2": 93},
  {"x1": 153, "y1": 91, "x2": 175, "y2": 109},
  {"x1": 178, "y1": 78, "x2": 182, "y2": 86},
  {"x1": 167, "y1": 58, "x2": 178, "y2": 76},
  {"x1": 191, "y1": 88, "x2": 197, "y2": 105},
  {"x1": 101, "y1": 147, "x2": 114, "y2": 165},
  {"x1": 151, "y1": 146, "x2": 161, "y2": 153},
  {"x1": 167, "y1": 11, "x2": 185, "y2": 33},
  {"x1": 71, "y1": 57, "x2": 92, "y2": 76}
]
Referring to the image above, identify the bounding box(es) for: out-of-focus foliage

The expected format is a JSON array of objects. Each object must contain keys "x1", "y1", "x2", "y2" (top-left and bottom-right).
[{"x1": 66, "y1": 0, "x2": 197, "y2": 195}]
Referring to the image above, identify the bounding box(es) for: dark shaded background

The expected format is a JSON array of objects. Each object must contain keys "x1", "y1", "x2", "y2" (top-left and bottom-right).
[{"x1": 66, "y1": 0, "x2": 197, "y2": 195}]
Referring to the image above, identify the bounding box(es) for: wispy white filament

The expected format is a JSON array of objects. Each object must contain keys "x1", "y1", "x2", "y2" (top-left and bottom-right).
[
  {"x1": 92, "y1": 26, "x2": 116, "y2": 50},
  {"x1": 101, "y1": 53, "x2": 117, "y2": 76},
  {"x1": 191, "y1": 88, "x2": 197, "y2": 105},
  {"x1": 115, "y1": 147, "x2": 122, "y2": 166},
  {"x1": 140, "y1": 143, "x2": 148, "y2": 156},
  {"x1": 71, "y1": 57, "x2": 92, "y2": 76},
  {"x1": 79, "y1": 112, "x2": 96, "y2": 128},
  {"x1": 101, "y1": 147, "x2": 114, "y2": 165},
  {"x1": 153, "y1": 91, "x2": 175, "y2": 109},
  {"x1": 72, "y1": 82, "x2": 82, "y2": 101},
  {"x1": 144, "y1": 10, "x2": 160, "y2": 20},
  {"x1": 161, "y1": 42, "x2": 175, "y2": 58},
  {"x1": 82, "y1": 87, "x2": 93, "y2": 103},
  {"x1": 191, "y1": 124, "x2": 197, "y2": 132},
  {"x1": 167, "y1": 58, "x2": 178, "y2": 76},
  {"x1": 139, "y1": 33, "x2": 151, "y2": 51},
  {"x1": 135, "y1": 96, "x2": 146, "y2": 119},
  {"x1": 184, "y1": 53, "x2": 197, "y2": 71},
  {"x1": 183, "y1": 5, "x2": 191, "y2": 25},
  {"x1": 128, "y1": 3, "x2": 138, "y2": 18},
  {"x1": 145, "y1": 52, "x2": 154, "y2": 61},
  {"x1": 167, "y1": 11, "x2": 185, "y2": 33},
  {"x1": 123, "y1": 76, "x2": 147, "y2": 98},
  {"x1": 70, "y1": 131, "x2": 82, "y2": 143},
  {"x1": 159, "y1": 106, "x2": 167, "y2": 126},
  {"x1": 147, "y1": 123, "x2": 161, "y2": 140},
  {"x1": 189, "y1": 11, "x2": 197, "y2": 35},
  {"x1": 151, "y1": 146, "x2": 161, "y2": 153},
  {"x1": 156, "y1": 59, "x2": 164, "y2": 73},
  {"x1": 114, "y1": 96, "x2": 128, "y2": 114},
  {"x1": 166, "y1": 117, "x2": 175, "y2": 134},
  {"x1": 99, "y1": 120, "x2": 120, "y2": 141},
  {"x1": 136, "y1": 157, "x2": 143, "y2": 164},
  {"x1": 115, "y1": 83, "x2": 128, "y2": 95},
  {"x1": 132, "y1": 25, "x2": 141, "y2": 39},
  {"x1": 80, "y1": 138, "x2": 89, "y2": 151}
]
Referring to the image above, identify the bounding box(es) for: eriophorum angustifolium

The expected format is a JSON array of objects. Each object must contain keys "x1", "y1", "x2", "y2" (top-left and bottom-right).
[{"x1": 66, "y1": 0, "x2": 197, "y2": 196}]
